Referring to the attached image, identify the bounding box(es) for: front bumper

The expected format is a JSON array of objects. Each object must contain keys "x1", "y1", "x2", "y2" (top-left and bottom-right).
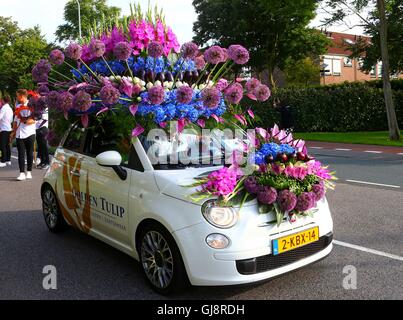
[{"x1": 172, "y1": 198, "x2": 333, "y2": 286}]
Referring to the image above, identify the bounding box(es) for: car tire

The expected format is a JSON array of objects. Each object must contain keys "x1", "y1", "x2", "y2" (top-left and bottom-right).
[
  {"x1": 138, "y1": 223, "x2": 189, "y2": 295},
  {"x1": 41, "y1": 186, "x2": 68, "y2": 233}
]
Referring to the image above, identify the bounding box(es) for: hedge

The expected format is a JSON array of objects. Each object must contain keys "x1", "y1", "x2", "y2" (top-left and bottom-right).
[{"x1": 251, "y1": 80, "x2": 403, "y2": 132}]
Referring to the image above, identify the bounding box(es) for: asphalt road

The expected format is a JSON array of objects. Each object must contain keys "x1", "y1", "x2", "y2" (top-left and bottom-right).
[{"x1": 0, "y1": 147, "x2": 402, "y2": 300}]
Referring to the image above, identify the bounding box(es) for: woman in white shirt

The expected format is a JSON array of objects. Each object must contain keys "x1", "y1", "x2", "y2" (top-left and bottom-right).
[
  {"x1": 11, "y1": 89, "x2": 36, "y2": 181},
  {"x1": 0, "y1": 95, "x2": 13, "y2": 167}
]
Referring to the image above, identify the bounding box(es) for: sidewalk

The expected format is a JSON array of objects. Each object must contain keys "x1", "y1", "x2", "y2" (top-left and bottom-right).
[{"x1": 306, "y1": 141, "x2": 403, "y2": 155}]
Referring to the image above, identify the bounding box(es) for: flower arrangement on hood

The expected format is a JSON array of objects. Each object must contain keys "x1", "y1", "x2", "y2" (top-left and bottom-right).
[
  {"x1": 31, "y1": 4, "x2": 271, "y2": 135},
  {"x1": 190, "y1": 125, "x2": 336, "y2": 225}
]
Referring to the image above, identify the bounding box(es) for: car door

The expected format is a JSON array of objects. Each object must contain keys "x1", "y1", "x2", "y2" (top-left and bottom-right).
[
  {"x1": 55, "y1": 123, "x2": 91, "y2": 233},
  {"x1": 80, "y1": 120, "x2": 132, "y2": 246}
]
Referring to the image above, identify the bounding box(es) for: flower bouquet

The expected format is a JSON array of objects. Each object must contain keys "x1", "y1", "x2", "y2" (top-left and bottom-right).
[
  {"x1": 31, "y1": 4, "x2": 271, "y2": 135},
  {"x1": 190, "y1": 125, "x2": 336, "y2": 225}
]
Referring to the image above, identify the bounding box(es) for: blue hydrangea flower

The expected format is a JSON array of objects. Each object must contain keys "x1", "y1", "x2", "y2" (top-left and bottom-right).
[
  {"x1": 259, "y1": 143, "x2": 280, "y2": 158},
  {"x1": 278, "y1": 144, "x2": 295, "y2": 155}
]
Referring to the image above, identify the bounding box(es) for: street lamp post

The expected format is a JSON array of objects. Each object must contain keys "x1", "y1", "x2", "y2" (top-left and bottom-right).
[{"x1": 76, "y1": 0, "x2": 82, "y2": 40}]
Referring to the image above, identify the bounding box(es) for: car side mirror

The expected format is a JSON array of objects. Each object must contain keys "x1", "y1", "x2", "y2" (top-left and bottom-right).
[{"x1": 96, "y1": 151, "x2": 127, "y2": 180}]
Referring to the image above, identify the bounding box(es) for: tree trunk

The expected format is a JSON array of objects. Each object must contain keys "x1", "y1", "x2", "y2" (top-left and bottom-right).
[{"x1": 377, "y1": 0, "x2": 400, "y2": 140}]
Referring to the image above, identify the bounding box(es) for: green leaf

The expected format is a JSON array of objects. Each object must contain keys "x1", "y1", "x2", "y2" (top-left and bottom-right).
[{"x1": 273, "y1": 202, "x2": 284, "y2": 227}]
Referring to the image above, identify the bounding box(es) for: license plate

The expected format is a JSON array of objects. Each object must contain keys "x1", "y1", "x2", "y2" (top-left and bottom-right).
[{"x1": 272, "y1": 227, "x2": 319, "y2": 255}]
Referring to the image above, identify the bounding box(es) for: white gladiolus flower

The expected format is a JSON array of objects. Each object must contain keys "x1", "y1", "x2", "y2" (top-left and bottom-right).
[
  {"x1": 154, "y1": 80, "x2": 162, "y2": 87},
  {"x1": 146, "y1": 82, "x2": 154, "y2": 90}
]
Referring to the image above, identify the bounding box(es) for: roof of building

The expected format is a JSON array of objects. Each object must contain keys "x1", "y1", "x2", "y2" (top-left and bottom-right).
[{"x1": 321, "y1": 30, "x2": 371, "y2": 55}]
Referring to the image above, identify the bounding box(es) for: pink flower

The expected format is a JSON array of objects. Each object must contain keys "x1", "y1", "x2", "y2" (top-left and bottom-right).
[
  {"x1": 200, "y1": 167, "x2": 238, "y2": 196},
  {"x1": 254, "y1": 84, "x2": 271, "y2": 102},
  {"x1": 215, "y1": 78, "x2": 229, "y2": 92},
  {"x1": 132, "y1": 124, "x2": 145, "y2": 137}
]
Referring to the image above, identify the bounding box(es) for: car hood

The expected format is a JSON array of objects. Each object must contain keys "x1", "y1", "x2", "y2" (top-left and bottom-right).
[
  {"x1": 153, "y1": 167, "x2": 218, "y2": 205},
  {"x1": 153, "y1": 167, "x2": 257, "y2": 207}
]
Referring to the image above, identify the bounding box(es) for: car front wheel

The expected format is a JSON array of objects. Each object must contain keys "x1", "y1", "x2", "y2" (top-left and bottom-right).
[
  {"x1": 42, "y1": 186, "x2": 67, "y2": 233},
  {"x1": 138, "y1": 224, "x2": 188, "y2": 295}
]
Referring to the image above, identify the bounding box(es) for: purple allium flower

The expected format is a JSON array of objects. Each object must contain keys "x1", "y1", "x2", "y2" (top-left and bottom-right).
[
  {"x1": 32, "y1": 67, "x2": 49, "y2": 83},
  {"x1": 224, "y1": 83, "x2": 243, "y2": 104},
  {"x1": 221, "y1": 48, "x2": 229, "y2": 63},
  {"x1": 204, "y1": 45, "x2": 225, "y2": 65},
  {"x1": 228, "y1": 45, "x2": 250, "y2": 65},
  {"x1": 148, "y1": 85, "x2": 165, "y2": 105},
  {"x1": 244, "y1": 176, "x2": 259, "y2": 194},
  {"x1": 35, "y1": 59, "x2": 52, "y2": 75},
  {"x1": 277, "y1": 190, "x2": 297, "y2": 212},
  {"x1": 46, "y1": 91, "x2": 60, "y2": 109},
  {"x1": 257, "y1": 186, "x2": 277, "y2": 205},
  {"x1": 312, "y1": 182, "x2": 325, "y2": 201},
  {"x1": 195, "y1": 55, "x2": 206, "y2": 70},
  {"x1": 295, "y1": 192, "x2": 315, "y2": 212},
  {"x1": 215, "y1": 78, "x2": 229, "y2": 92},
  {"x1": 113, "y1": 41, "x2": 132, "y2": 60},
  {"x1": 49, "y1": 49, "x2": 65, "y2": 65},
  {"x1": 38, "y1": 85, "x2": 49, "y2": 96},
  {"x1": 176, "y1": 86, "x2": 193, "y2": 104},
  {"x1": 89, "y1": 39, "x2": 106, "y2": 58},
  {"x1": 201, "y1": 87, "x2": 221, "y2": 108},
  {"x1": 181, "y1": 42, "x2": 199, "y2": 60},
  {"x1": 254, "y1": 84, "x2": 271, "y2": 102},
  {"x1": 58, "y1": 92, "x2": 74, "y2": 112},
  {"x1": 148, "y1": 41, "x2": 164, "y2": 58},
  {"x1": 100, "y1": 85, "x2": 120, "y2": 105},
  {"x1": 245, "y1": 78, "x2": 261, "y2": 93},
  {"x1": 72, "y1": 90, "x2": 92, "y2": 112},
  {"x1": 65, "y1": 43, "x2": 82, "y2": 60}
]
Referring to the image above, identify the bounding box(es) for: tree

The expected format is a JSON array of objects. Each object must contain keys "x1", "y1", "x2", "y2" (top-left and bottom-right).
[
  {"x1": 320, "y1": 0, "x2": 400, "y2": 140},
  {"x1": 284, "y1": 57, "x2": 321, "y2": 87},
  {"x1": 55, "y1": 0, "x2": 121, "y2": 42},
  {"x1": 0, "y1": 18, "x2": 49, "y2": 95},
  {"x1": 192, "y1": 0, "x2": 330, "y2": 88}
]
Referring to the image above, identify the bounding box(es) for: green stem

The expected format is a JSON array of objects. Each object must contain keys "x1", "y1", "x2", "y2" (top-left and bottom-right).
[
  {"x1": 173, "y1": 59, "x2": 186, "y2": 88},
  {"x1": 79, "y1": 59, "x2": 102, "y2": 82},
  {"x1": 212, "y1": 61, "x2": 233, "y2": 83},
  {"x1": 50, "y1": 68, "x2": 74, "y2": 81},
  {"x1": 101, "y1": 56, "x2": 118, "y2": 81},
  {"x1": 194, "y1": 63, "x2": 210, "y2": 88},
  {"x1": 64, "y1": 60, "x2": 87, "y2": 81},
  {"x1": 125, "y1": 60, "x2": 134, "y2": 80}
]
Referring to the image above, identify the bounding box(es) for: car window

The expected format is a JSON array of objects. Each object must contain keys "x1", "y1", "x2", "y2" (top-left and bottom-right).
[
  {"x1": 84, "y1": 119, "x2": 132, "y2": 165},
  {"x1": 63, "y1": 124, "x2": 86, "y2": 152}
]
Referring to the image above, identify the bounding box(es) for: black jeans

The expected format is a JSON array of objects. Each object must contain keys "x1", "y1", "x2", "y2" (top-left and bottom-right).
[
  {"x1": 36, "y1": 127, "x2": 49, "y2": 165},
  {"x1": 0, "y1": 131, "x2": 11, "y2": 163},
  {"x1": 16, "y1": 134, "x2": 35, "y2": 173}
]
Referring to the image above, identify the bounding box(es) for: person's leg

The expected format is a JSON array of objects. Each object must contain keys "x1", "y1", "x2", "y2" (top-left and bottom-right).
[
  {"x1": 0, "y1": 131, "x2": 7, "y2": 164},
  {"x1": 38, "y1": 127, "x2": 49, "y2": 165},
  {"x1": 25, "y1": 135, "x2": 35, "y2": 172},
  {"x1": 5, "y1": 131, "x2": 11, "y2": 162},
  {"x1": 36, "y1": 129, "x2": 42, "y2": 165},
  {"x1": 16, "y1": 138, "x2": 26, "y2": 173}
]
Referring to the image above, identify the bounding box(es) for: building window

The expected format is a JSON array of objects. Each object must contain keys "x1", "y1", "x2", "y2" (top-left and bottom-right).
[
  {"x1": 377, "y1": 62, "x2": 383, "y2": 77},
  {"x1": 323, "y1": 58, "x2": 332, "y2": 75},
  {"x1": 370, "y1": 66, "x2": 376, "y2": 77},
  {"x1": 357, "y1": 58, "x2": 364, "y2": 70},
  {"x1": 344, "y1": 57, "x2": 353, "y2": 67},
  {"x1": 333, "y1": 59, "x2": 341, "y2": 76}
]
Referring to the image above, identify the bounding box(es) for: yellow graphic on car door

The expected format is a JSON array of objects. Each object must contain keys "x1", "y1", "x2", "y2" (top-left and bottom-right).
[{"x1": 56, "y1": 155, "x2": 92, "y2": 234}]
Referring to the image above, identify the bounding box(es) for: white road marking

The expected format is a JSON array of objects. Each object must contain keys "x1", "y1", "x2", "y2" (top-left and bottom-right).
[
  {"x1": 11, "y1": 156, "x2": 18, "y2": 160},
  {"x1": 397, "y1": 153, "x2": 403, "y2": 156},
  {"x1": 364, "y1": 150, "x2": 382, "y2": 154},
  {"x1": 346, "y1": 179, "x2": 400, "y2": 189},
  {"x1": 310, "y1": 147, "x2": 323, "y2": 149},
  {"x1": 334, "y1": 148, "x2": 352, "y2": 151},
  {"x1": 333, "y1": 240, "x2": 403, "y2": 261}
]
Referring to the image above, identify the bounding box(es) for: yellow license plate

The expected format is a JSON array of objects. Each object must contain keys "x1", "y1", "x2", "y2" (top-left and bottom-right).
[{"x1": 272, "y1": 227, "x2": 319, "y2": 255}]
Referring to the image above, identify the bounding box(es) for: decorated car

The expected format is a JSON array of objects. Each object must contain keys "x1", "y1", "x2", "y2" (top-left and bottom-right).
[{"x1": 35, "y1": 4, "x2": 335, "y2": 294}]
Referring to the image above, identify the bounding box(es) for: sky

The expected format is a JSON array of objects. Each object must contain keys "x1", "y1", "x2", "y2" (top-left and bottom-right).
[{"x1": 0, "y1": 0, "x2": 366, "y2": 44}]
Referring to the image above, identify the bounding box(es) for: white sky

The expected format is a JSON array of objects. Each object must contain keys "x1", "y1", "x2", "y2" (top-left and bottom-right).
[{"x1": 0, "y1": 0, "x2": 366, "y2": 44}]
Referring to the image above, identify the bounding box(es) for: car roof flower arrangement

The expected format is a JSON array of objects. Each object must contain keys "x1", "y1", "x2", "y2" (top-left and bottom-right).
[{"x1": 31, "y1": 4, "x2": 270, "y2": 134}]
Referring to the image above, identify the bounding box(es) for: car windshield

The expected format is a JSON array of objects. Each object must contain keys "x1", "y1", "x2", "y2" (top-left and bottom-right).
[{"x1": 139, "y1": 129, "x2": 247, "y2": 170}]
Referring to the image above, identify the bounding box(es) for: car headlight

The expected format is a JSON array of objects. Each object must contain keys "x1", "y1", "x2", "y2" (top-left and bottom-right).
[{"x1": 201, "y1": 200, "x2": 238, "y2": 229}]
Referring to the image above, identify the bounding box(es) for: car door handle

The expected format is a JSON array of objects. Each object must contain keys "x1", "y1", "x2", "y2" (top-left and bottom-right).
[{"x1": 70, "y1": 170, "x2": 81, "y2": 177}]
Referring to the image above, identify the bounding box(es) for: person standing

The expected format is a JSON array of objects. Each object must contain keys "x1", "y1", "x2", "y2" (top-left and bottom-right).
[
  {"x1": 35, "y1": 106, "x2": 50, "y2": 169},
  {"x1": 0, "y1": 95, "x2": 13, "y2": 167},
  {"x1": 11, "y1": 89, "x2": 36, "y2": 181}
]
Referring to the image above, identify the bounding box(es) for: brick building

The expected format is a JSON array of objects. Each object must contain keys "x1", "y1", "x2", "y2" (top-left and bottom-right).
[{"x1": 320, "y1": 31, "x2": 384, "y2": 85}]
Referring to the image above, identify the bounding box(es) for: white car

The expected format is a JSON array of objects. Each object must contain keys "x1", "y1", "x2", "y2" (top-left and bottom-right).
[{"x1": 41, "y1": 120, "x2": 333, "y2": 294}]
